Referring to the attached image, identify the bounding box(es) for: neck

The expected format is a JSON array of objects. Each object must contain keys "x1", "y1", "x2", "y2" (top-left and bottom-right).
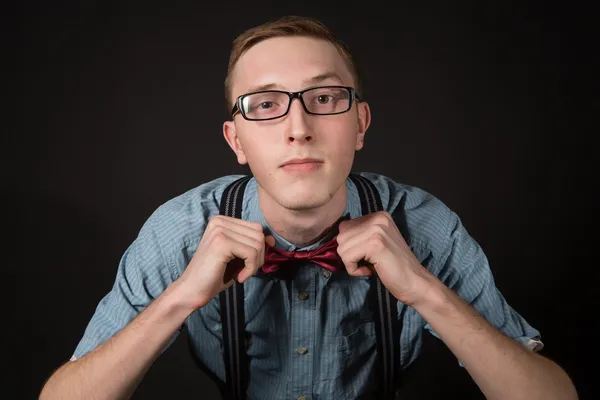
[{"x1": 258, "y1": 183, "x2": 347, "y2": 247}]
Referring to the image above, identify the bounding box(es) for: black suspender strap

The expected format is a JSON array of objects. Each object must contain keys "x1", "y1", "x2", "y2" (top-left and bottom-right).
[
  {"x1": 217, "y1": 174, "x2": 401, "y2": 399},
  {"x1": 218, "y1": 175, "x2": 252, "y2": 400},
  {"x1": 349, "y1": 173, "x2": 402, "y2": 399}
]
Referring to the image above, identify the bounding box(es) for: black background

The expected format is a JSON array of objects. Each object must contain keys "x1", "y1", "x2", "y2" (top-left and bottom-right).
[{"x1": 10, "y1": 1, "x2": 597, "y2": 399}]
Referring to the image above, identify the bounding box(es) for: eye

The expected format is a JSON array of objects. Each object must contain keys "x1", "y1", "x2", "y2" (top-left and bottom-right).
[
  {"x1": 316, "y1": 95, "x2": 332, "y2": 104},
  {"x1": 258, "y1": 101, "x2": 274, "y2": 109}
]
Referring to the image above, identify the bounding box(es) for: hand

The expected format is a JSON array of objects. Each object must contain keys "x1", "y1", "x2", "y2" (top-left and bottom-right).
[
  {"x1": 175, "y1": 216, "x2": 273, "y2": 310},
  {"x1": 336, "y1": 211, "x2": 433, "y2": 306}
]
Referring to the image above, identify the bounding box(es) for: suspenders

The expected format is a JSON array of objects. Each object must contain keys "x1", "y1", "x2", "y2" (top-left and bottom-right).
[
  {"x1": 349, "y1": 174, "x2": 403, "y2": 399},
  {"x1": 217, "y1": 174, "x2": 402, "y2": 399},
  {"x1": 218, "y1": 175, "x2": 252, "y2": 400}
]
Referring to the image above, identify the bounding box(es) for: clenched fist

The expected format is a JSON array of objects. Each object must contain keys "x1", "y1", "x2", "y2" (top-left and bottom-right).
[
  {"x1": 336, "y1": 211, "x2": 434, "y2": 307},
  {"x1": 175, "y1": 215, "x2": 273, "y2": 310}
]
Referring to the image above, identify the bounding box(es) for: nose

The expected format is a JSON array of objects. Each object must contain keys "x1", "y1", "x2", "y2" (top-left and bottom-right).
[{"x1": 285, "y1": 97, "x2": 313, "y2": 144}]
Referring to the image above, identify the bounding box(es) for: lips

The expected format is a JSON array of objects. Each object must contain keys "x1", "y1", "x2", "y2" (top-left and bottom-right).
[{"x1": 280, "y1": 158, "x2": 322, "y2": 167}]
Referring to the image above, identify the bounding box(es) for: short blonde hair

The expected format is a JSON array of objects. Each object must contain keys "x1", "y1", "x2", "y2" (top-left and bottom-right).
[{"x1": 224, "y1": 15, "x2": 360, "y2": 109}]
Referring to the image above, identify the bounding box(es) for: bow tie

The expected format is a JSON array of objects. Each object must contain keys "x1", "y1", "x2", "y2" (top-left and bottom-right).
[{"x1": 262, "y1": 237, "x2": 344, "y2": 275}]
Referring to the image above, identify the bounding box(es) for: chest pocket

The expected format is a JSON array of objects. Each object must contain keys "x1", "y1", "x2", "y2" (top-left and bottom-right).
[
  {"x1": 339, "y1": 318, "x2": 377, "y2": 361},
  {"x1": 337, "y1": 318, "x2": 378, "y2": 398}
]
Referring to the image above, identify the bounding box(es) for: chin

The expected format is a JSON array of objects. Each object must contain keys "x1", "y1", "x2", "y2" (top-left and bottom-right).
[
  {"x1": 276, "y1": 182, "x2": 339, "y2": 211},
  {"x1": 277, "y1": 195, "x2": 331, "y2": 211},
  {"x1": 255, "y1": 166, "x2": 348, "y2": 211}
]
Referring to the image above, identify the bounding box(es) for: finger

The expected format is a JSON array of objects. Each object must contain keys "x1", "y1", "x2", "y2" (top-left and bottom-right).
[
  {"x1": 213, "y1": 226, "x2": 263, "y2": 253},
  {"x1": 214, "y1": 234, "x2": 262, "y2": 284},
  {"x1": 209, "y1": 218, "x2": 265, "y2": 251},
  {"x1": 338, "y1": 217, "x2": 362, "y2": 235},
  {"x1": 225, "y1": 233, "x2": 265, "y2": 283},
  {"x1": 212, "y1": 227, "x2": 265, "y2": 277},
  {"x1": 336, "y1": 226, "x2": 371, "y2": 259},
  {"x1": 223, "y1": 257, "x2": 246, "y2": 284},
  {"x1": 265, "y1": 235, "x2": 276, "y2": 247},
  {"x1": 337, "y1": 247, "x2": 363, "y2": 276},
  {"x1": 337, "y1": 231, "x2": 377, "y2": 276},
  {"x1": 351, "y1": 264, "x2": 374, "y2": 277},
  {"x1": 338, "y1": 223, "x2": 392, "y2": 259},
  {"x1": 342, "y1": 258, "x2": 376, "y2": 277},
  {"x1": 212, "y1": 215, "x2": 264, "y2": 233}
]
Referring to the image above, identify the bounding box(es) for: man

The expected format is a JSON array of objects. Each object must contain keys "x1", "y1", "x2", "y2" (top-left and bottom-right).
[{"x1": 40, "y1": 15, "x2": 577, "y2": 400}]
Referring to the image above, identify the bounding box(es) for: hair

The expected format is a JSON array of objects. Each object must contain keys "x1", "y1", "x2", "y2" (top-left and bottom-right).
[{"x1": 224, "y1": 15, "x2": 361, "y2": 110}]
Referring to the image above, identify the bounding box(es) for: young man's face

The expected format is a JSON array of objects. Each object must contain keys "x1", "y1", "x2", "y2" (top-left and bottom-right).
[{"x1": 224, "y1": 36, "x2": 370, "y2": 211}]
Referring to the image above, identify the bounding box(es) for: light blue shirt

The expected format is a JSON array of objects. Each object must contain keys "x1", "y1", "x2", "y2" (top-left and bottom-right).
[{"x1": 72, "y1": 172, "x2": 542, "y2": 399}]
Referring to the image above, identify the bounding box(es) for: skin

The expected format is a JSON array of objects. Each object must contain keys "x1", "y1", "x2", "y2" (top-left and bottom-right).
[
  {"x1": 223, "y1": 36, "x2": 578, "y2": 399},
  {"x1": 39, "y1": 35, "x2": 578, "y2": 400},
  {"x1": 223, "y1": 36, "x2": 370, "y2": 246}
]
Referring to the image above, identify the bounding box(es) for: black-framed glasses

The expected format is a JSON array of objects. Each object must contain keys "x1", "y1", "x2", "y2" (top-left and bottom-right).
[{"x1": 231, "y1": 85, "x2": 360, "y2": 121}]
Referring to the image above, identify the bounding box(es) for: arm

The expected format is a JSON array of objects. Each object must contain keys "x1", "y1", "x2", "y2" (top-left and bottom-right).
[
  {"x1": 39, "y1": 215, "x2": 266, "y2": 400},
  {"x1": 337, "y1": 210, "x2": 578, "y2": 400},
  {"x1": 39, "y1": 281, "x2": 197, "y2": 400},
  {"x1": 413, "y1": 271, "x2": 578, "y2": 400},
  {"x1": 412, "y1": 209, "x2": 578, "y2": 400}
]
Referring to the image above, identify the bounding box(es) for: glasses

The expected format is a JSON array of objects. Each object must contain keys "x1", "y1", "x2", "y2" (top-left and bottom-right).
[{"x1": 231, "y1": 85, "x2": 360, "y2": 121}]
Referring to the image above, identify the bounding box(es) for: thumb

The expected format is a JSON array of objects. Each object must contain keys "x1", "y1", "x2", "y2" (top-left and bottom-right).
[
  {"x1": 265, "y1": 235, "x2": 276, "y2": 247},
  {"x1": 338, "y1": 218, "x2": 360, "y2": 234}
]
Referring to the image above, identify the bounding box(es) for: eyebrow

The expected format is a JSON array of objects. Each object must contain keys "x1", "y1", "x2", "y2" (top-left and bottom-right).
[
  {"x1": 244, "y1": 71, "x2": 345, "y2": 94},
  {"x1": 302, "y1": 71, "x2": 345, "y2": 86}
]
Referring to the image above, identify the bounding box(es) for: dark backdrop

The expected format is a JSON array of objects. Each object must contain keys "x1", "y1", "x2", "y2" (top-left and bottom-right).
[{"x1": 10, "y1": 1, "x2": 596, "y2": 399}]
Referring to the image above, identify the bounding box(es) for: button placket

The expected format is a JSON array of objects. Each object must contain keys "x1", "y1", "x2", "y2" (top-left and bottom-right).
[
  {"x1": 298, "y1": 291, "x2": 309, "y2": 300},
  {"x1": 289, "y1": 263, "x2": 315, "y2": 399}
]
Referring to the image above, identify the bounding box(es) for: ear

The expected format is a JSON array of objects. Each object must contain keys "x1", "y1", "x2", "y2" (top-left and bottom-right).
[
  {"x1": 355, "y1": 101, "x2": 371, "y2": 151},
  {"x1": 223, "y1": 120, "x2": 248, "y2": 165}
]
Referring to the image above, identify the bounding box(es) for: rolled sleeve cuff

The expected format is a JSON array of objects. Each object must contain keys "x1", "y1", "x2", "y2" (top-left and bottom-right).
[{"x1": 518, "y1": 336, "x2": 544, "y2": 352}]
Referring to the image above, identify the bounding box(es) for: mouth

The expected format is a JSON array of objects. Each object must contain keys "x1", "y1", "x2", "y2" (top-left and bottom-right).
[
  {"x1": 280, "y1": 158, "x2": 322, "y2": 167},
  {"x1": 280, "y1": 158, "x2": 323, "y2": 173}
]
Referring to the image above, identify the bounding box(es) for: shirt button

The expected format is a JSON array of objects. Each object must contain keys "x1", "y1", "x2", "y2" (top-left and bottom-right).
[
  {"x1": 322, "y1": 270, "x2": 331, "y2": 278},
  {"x1": 298, "y1": 291, "x2": 309, "y2": 300},
  {"x1": 297, "y1": 346, "x2": 308, "y2": 355}
]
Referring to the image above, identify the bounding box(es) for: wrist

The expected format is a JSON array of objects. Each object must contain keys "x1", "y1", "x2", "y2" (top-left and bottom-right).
[
  {"x1": 410, "y1": 274, "x2": 475, "y2": 323},
  {"x1": 162, "y1": 279, "x2": 208, "y2": 317},
  {"x1": 406, "y1": 268, "x2": 449, "y2": 310}
]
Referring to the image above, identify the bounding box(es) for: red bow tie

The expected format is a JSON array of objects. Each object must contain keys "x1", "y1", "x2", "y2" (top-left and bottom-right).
[{"x1": 262, "y1": 237, "x2": 344, "y2": 274}]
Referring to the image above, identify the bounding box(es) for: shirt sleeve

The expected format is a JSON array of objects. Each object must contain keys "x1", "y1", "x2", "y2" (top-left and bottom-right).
[
  {"x1": 424, "y1": 210, "x2": 544, "y2": 358},
  {"x1": 71, "y1": 206, "x2": 181, "y2": 360}
]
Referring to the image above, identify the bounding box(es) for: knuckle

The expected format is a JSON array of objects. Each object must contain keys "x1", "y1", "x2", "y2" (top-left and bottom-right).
[
  {"x1": 249, "y1": 221, "x2": 263, "y2": 231},
  {"x1": 209, "y1": 215, "x2": 223, "y2": 223},
  {"x1": 211, "y1": 225, "x2": 225, "y2": 237},
  {"x1": 248, "y1": 246, "x2": 259, "y2": 260},
  {"x1": 208, "y1": 215, "x2": 224, "y2": 229},
  {"x1": 250, "y1": 228, "x2": 264, "y2": 241},
  {"x1": 370, "y1": 224, "x2": 386, "y2": 237},
  {"x1": 374, "y1": 211, "x2": 391, "y2": 225},
  {"x1": 212, "y1": 232, "x2": 228, "y2": 247},
  {"x1": 368, "y1": 235, "x2": 385, "y2": 251}
]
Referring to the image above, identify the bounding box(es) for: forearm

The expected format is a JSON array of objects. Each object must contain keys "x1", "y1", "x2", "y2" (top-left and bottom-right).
[
  {"x1": 413, "y1": 274, "x2": 578, "y2": 400},
  {"x1": 39, "y1": 281, "x2": 197, "y2": 400}
]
